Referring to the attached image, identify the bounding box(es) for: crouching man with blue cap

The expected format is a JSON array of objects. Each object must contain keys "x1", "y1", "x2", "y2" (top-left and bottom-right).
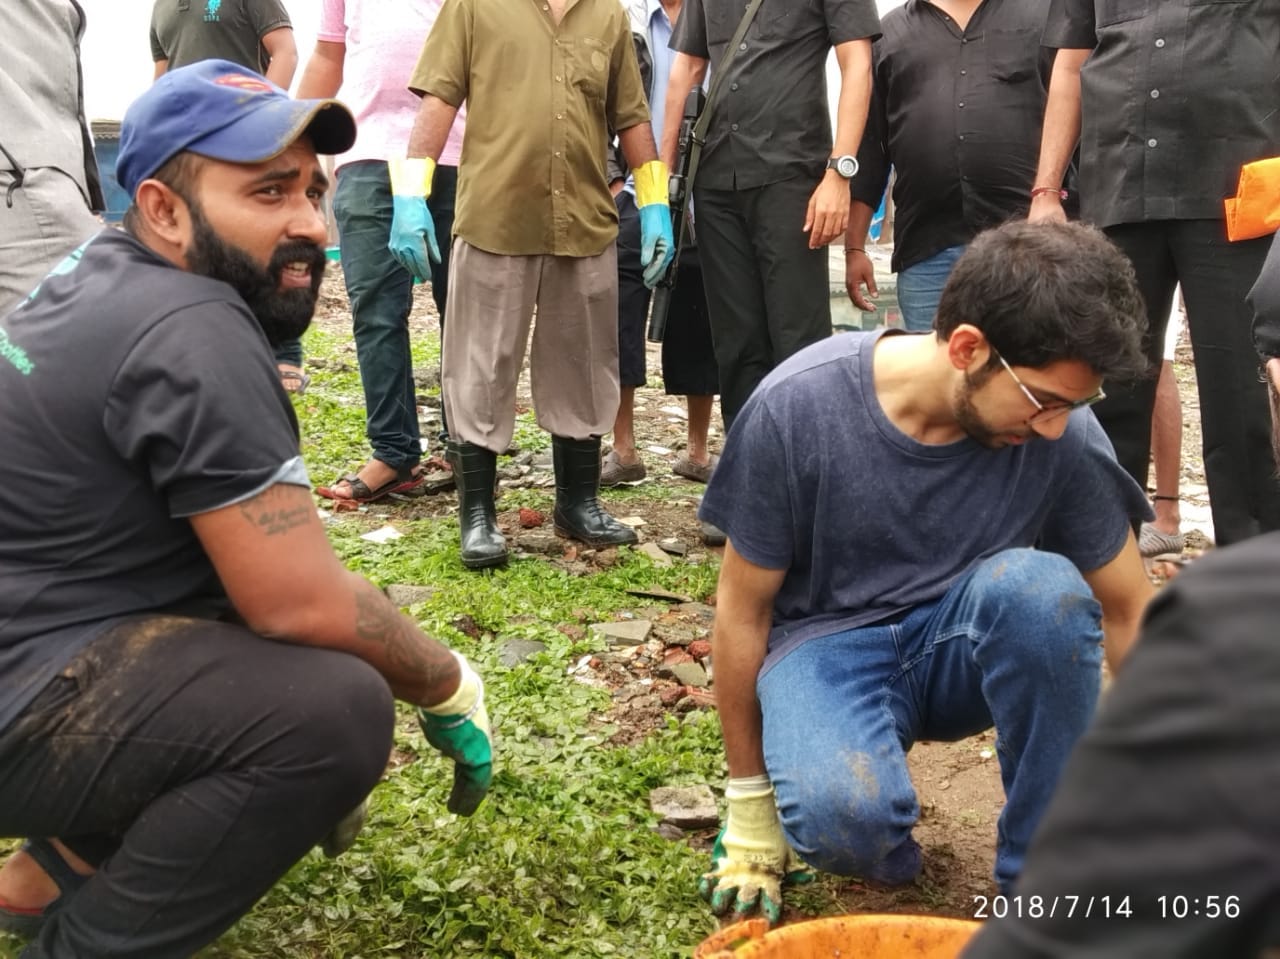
[{"x1": 0, "y1": 61, "x2": 493, "y2": 957}]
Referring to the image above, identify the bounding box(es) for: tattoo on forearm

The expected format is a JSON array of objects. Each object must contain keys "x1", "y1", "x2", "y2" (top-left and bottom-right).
[
  {"x1": 238, "y1": 487, "x2": 312, "y2": 536},
  {"x1": 353, "y1": 581, "x2": 454, "y2": 690}
]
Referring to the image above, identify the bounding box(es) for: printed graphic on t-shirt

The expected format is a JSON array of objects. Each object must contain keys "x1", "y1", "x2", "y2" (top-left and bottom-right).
[{"x1": 205, "y1": 0, "x2": 222, "y2": 22}]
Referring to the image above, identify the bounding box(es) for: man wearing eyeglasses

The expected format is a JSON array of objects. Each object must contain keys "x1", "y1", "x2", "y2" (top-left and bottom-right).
[{"x1": 695, "y1": 219, "x2": 1155, "y2": 925}]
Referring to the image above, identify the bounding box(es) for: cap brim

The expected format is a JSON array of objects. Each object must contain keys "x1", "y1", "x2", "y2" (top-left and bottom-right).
[{"x1": 186, "y1": 97, "x2": 356, "y2": 167}]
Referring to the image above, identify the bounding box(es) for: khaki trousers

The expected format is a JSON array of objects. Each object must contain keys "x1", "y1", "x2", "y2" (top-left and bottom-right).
[{"x1": 442, "y1": 238, "x2": 619, "y2": 453}]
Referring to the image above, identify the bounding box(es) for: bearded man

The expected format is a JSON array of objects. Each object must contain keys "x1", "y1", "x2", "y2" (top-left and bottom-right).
[
  {"x1": 694, "y1": 219, "x2": 1155, "y2": 924},
  {"x1": 0, "y1": 61, "x2": 493, "y2": 957}
]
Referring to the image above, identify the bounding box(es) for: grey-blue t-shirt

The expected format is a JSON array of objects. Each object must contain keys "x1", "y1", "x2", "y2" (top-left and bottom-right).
[
  {"x1": 699, "y1": 331, "x2": 1150, "y2": 674},
  {"x1": 0, "y1": 230, "x2": 309, "y2": 733}
]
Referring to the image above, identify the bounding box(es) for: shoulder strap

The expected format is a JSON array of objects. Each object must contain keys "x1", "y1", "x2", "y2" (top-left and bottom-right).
[{"x1": 684, "y1": 0, "x2": 767, "y2": 190}]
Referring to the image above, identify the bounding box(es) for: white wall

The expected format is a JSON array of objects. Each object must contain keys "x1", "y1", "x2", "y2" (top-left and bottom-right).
[{"x1": 81, "y1": 0, "x2": 902, "y2": 122}]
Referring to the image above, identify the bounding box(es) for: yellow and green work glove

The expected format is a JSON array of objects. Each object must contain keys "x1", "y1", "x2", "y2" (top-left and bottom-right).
[
  {"x1": 388, "y1": 157, "x2": 441, "y2": 282},
  {"x1": 633, "y1": 160, "x2": 675, "y2": 288},
  {"x1": 417, "y1": 651, "x2": 493, "y2": 816},
  {"x1": 698, "y1": 775, "x2": 813, "y2": 925}
]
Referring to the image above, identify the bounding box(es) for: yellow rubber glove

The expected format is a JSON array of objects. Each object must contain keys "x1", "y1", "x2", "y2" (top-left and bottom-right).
[
  {"x1": 698, "y1": 775, "x2": 812, "y2": 925},
  {"x1": 633, "y1": 160, "x2": 675, "y2": 288},
  {"x1": 388, "y1": 157, "x2": 441, "y2": 281}
]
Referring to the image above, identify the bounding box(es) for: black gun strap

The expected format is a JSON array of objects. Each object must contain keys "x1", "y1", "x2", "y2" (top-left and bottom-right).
[{"x1": 683, "y1": 0, "x2": 767, "y2": 193}]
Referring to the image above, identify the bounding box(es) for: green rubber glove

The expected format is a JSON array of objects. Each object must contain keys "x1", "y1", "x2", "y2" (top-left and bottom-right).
[
  {"x1": 388, "y1": 157, "x2": 441, "y2": 282},
  {"x1": 417, "y1": 651, "x2": 493, "y2": 816},
  {"x1": 697, "y1": 776, "x2": 813, "y2": 925}
]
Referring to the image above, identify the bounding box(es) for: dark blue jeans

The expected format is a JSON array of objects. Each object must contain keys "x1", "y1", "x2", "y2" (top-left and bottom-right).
[
  {"x1": 757, "y1": 549, "x2": 1103, "y2": 892},
  {"x1": 332, "y1": 161, "x2": 457, "y2": 468}
]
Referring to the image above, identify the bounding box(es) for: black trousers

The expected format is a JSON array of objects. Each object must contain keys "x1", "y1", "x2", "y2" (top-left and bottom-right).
[
  {"x1": 960, "y1": 532, "x2": 1280, "y2": 958},
  {"x1": 1101, "y1": 220, "x2": 1280, "y2": 546},
  {"x1": 692, "y1": 175, "x2": 831, "y2": 432},
  {"x1": 615, "y1": 191, "x2": 719, "y2": 396},
  {"x1": 0, "y1": 616, "x2": 395, "y2": 958}
]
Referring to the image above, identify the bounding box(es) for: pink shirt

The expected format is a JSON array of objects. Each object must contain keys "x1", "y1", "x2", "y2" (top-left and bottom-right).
[{"x1": 318, "y1": 0, "x2": 465, "y2": 169}]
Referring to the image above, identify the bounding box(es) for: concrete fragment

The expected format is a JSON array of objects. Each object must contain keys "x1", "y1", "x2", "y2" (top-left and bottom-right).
[
  {"x1": 385, "y1": 584, "x2": 438, "y2": 608},
  {"x1": 498, "y1": 638, "x2": 548, "y2": 667},
  {"x1": 669, "y1": 661, "x2": 709, "y2": 688},
  {"x1": 589, "y1": 619, "x2": 653, "y2": 646},
  {"x1": 636, "y1": 542, "x2": 673, "y2": 567},
  {"x1": 649, "y1": 784, "x2": 720, "y2": 829}
]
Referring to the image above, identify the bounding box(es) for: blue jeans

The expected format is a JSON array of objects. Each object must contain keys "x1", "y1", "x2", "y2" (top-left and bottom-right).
[
  {"x1": 332, "y1": 161, "x2": 457, "y2": 469},
  {"x1": 757, "y1": 549, "x2": 1102, "y2": 892},
  {"x1": 896, "y1": 244, "x2": 967, "y2": 332}
]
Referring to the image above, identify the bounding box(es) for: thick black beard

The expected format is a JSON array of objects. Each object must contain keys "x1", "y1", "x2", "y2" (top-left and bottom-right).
[{"x1": 184, "y1": 202, "x2": 326, "y2": 347}]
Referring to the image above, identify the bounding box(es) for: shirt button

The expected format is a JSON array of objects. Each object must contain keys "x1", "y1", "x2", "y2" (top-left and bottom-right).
[
  {"x1": 739, "y1": 42, "x2": 747, "y2": 51},
  {"x1": 1147, "y1": 138, "x2": 1158, "y2": 148},
  {"x1": 959, "y1": 69, "x2": 967, "y2": 76},
  {"x1": 731, "y1": 123, "x2": 739, "y2": 131},
  {"x1": 554, "y1": 189, "x2": 562, "y2": 196},
  {"x1": 957, "y1": 101, "x2": 965, "y2": 108},
  {"x1": 730, "y1": 82, "x2": 738, "y2": 91},
  {"x1": 1150, "y1": 89, "x2": 1160, "y2": 98},
  {"x1": 1155, "y1": 37, "x2": 1165, "y2": 48},
  {"x1": 554, "y1": 151, "x2": 561, "y2": 157},
  {"x1": 958, "y1": 134, "x2": 965, "y2": 141}
]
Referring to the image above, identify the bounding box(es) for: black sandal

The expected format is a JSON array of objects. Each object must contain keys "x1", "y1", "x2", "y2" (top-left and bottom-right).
[{"x1": 0, "y1": 838, "x2": 89, "y2": 937}]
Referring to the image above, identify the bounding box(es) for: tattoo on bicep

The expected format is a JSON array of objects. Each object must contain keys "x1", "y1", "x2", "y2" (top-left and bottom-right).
[
  {"x1": 237, "y1": 487, "x2": 312, "y2": 536},
  {"x1": 353, "y1": 581, "x2": 453, "y2": 685}
]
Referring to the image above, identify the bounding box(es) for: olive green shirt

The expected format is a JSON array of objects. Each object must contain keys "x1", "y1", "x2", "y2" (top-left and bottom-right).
[{"x1": 410, "y1": 0, "x2": 650, "y2": 257}]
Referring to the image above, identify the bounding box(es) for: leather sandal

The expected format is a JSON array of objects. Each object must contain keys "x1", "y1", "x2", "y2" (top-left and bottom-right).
[{"x1": 316, "y1": 463, "x2": 424, "y2": 504}]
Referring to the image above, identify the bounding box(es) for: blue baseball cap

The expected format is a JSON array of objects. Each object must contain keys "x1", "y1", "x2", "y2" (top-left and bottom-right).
[{"x1": 116, "y1": 59, "x2": 356, "y2": 197}]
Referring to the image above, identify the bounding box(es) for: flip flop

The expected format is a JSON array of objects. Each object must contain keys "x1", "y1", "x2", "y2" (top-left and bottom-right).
[
  {"x1": 0, "y1": 838, "x2": 89, "y2": 937},
  {"x1": 316, "y1": 465, "x2": 424, "y2": 504}
]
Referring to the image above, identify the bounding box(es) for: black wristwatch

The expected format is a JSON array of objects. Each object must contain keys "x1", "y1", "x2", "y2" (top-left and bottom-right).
[{"x1": 827, "y1": 155, "x2": 859, "y2": 179}]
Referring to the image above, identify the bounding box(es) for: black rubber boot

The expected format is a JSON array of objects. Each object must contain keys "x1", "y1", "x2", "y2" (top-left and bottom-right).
[
  {"x1": 446, "y1": 441, "x2": 508, "y2": 569},
  {"x1": 552, "y1": 436, "x2": 639, "y2": 548}
]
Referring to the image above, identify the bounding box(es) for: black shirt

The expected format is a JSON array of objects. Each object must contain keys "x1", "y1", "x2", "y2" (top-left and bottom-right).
[
  {"x1": 1044, "y1": 0, "x2": 1280, "y2": 229},
  {"x1": 0, "y1": 230, "x2": 306, "y2": 734},
  {"x1": 852, "y1": 0, "x2": 1054, "y2": 273},
  {"x1": 1249, "y1": 231, "x2": 1280, "y2": 360},
  {"x1": 670, "y1": 0, "x2": 881, "y2": 191}
]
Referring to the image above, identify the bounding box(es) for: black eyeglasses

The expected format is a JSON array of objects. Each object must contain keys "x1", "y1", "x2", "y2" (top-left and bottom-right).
[{"x1": 994, "y1": 350, "x2": 1106, "y2": 425}]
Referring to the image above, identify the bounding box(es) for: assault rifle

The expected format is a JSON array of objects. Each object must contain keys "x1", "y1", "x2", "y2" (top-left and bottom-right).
[{"x1": 647, "y1": 86, "x2": 706, "y2": 343}]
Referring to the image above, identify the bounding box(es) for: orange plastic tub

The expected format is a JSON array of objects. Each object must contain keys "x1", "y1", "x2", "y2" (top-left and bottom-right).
[{"x1": 694, "y1": 914, "x2": 980, "y2": 958}]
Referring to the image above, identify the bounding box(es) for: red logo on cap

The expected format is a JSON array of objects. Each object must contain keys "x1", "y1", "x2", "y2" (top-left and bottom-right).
[{"x1": 214, "y1": 74, "x2": 273, "y2": 93}]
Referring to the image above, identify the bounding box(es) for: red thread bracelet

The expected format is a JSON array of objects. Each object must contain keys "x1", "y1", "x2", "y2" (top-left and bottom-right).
[{"x1": 1030, "y1": 186, "x2": 1068, "y2": 200}]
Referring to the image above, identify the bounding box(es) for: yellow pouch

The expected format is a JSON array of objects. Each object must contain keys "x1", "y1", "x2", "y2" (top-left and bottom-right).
[
  {"x1": 389, "y1": 157, "x2": 436, "y2": 198},
  {"x1": 1225, "y1": 156, "x2": 1280, "y2": 242},
  {"x1": 633, "y1": 160, "x2": 670, "y2": 208}
]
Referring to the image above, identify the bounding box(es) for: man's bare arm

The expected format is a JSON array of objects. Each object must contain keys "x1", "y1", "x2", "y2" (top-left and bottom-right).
[
  {"x1": 295, "y1": 39, "x2": 345, "y2": 100},
  {"x1": 1029, "y1": 47, "x2": 1090, "y2": 223},
  {"x1": 261, "y1": 26, "x2": 299, "y2": 91},
  {"x1": 659, "y1": 53, "x2": 708, "y2": 168},
  {"x1": 189, "y1": 483, "x2": 461, "y2": 707},
  {"x1": 1081, "y1": 530, "x2": 1155, "y2": 672},
  {"x1": 713, "y1": 542, "x2": 787, "y2": 778},
  {"x1": 617, "y1": 121, "x2": 659, "y2": 173},
  {"x1": 407, "y1": 95, "x2": 460, "y2": 161},
  {"x1": 153, "y1": 59, "x2": 169, "y2": 81}
]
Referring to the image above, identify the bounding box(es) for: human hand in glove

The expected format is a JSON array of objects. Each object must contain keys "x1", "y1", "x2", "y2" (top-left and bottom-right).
[
  {"x1": 417, "y1": 651, "x2": 493, "y2": 816},
  {"x1": 633, "y1": 160, "x2": 675, "y2": 288},
  {"x1": 388, "y1": 157, "x2": 441, "y2": 282},
  {"x1": 698, "y1": 775, "x2": 812, "y2": 925}
]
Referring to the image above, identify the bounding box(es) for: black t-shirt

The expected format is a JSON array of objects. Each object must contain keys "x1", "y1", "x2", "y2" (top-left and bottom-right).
[{"x1": 0, "y1": 229, "x2": 306, "y2": 732}]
